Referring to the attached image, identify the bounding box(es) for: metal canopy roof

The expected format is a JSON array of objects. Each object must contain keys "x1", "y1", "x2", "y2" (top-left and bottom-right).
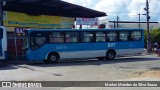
[{"x1": 3, "y1": 0, "x2": 107, "y2": 18}]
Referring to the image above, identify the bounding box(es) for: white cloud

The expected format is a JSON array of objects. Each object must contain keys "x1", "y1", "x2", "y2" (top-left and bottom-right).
[
  {"x1": 95, "y1": 0, "x2": 130, "y2": 12},
  {"x1": 63, "y1": 0, "x2": 92, "y2": 8},
  {"x1": 148, "y1": 0, "x2": 160, "y2": 21},
  {"x1": 95, "y1": 0, "x2": 131, "y2": 21},
  {"x1": 127, "y1": 0, "x2": 146, "y2": 21},
  {"x1": 62, "y1": 0, "x2": 160, "y2": 22},
  {"x1": 128, "y1": 0, "x2": 160, "y2": 21}
]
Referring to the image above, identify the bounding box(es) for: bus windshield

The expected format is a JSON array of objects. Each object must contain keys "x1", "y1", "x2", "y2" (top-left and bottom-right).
[
  {"x1": 30, "y1": 32, "x2": 47, "y2": 50},
  {"x1": 22, "y1": 36, "x2": 29, "y2": 50}
]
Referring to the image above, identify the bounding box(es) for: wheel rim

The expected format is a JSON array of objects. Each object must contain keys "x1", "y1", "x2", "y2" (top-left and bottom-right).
[
  {"x1": 50, "y1": 55, "x2": 57, "y2": 61},
  {"x1": 108, "y1": 53, "x2": 113, "y2": 59},
  {"x1": 107, "y1": 52, "x2": 115, "y2": 59}
]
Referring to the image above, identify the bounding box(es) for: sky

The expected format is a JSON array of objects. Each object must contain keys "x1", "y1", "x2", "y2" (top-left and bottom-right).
[{"x1": 62, "y1": 0, "x2": 160, "y2": 22}]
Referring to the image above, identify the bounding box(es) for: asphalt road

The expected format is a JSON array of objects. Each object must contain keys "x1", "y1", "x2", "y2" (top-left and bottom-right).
[{"x1": 0, "y1": 54, "x2": 160, "y2": 90}]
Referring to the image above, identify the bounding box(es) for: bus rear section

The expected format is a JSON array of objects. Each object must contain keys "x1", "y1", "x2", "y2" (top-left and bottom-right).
[{"x1": 0, "y1": 26, "x2": 7, "y2": 60}]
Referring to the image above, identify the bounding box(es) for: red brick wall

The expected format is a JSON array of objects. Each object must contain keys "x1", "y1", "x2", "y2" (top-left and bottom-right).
[{"x1": 7, "y1": 32, "x2": 23, "y2": 58}]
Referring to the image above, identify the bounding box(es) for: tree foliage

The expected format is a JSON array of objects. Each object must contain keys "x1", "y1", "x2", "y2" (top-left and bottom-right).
[{"x1": 144, "y1": 28, "x2": 160, "y2": 48}]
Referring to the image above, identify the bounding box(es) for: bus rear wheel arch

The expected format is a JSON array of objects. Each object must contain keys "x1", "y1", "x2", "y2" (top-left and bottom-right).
[
  {"x1": 106, "y1": 49, "x2": 116, "y2": 60},
  {"x1": 45, "y1": 52, "x2": 60, "y2": 63}
]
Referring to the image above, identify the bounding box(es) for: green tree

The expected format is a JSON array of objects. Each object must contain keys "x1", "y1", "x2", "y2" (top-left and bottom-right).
[{"x1": 144, "y1": 28, "x2": 160, "y2": 48}]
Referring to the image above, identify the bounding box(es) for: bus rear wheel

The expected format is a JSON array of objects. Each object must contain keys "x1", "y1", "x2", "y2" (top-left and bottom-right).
[
  {"x1": 106, "y1": 50, "x2": 116, "y2": 60},
  {"x1": 46, "y1": 53, "x2": 59, "y2": 63}
]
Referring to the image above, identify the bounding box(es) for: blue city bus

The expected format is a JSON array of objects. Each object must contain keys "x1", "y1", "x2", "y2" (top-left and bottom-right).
[
  {"x1": 0, "y1": 26, "x2": 7, "y2": 60},
  {"x1": 23, "y1": 28, "x2": 144, "y2": 63}
]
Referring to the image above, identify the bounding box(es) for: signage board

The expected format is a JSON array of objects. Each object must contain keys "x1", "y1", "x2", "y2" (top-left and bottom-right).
[
  {"x1": 76, "y1": 18, "x2": 98, "y2": 26},
  {"x1": 15, "y1": 27, "x2": 28, "y2": 36},
  {"x1": 3, "y1": 11, "x2": 61, "y2": 28},
  {"x1": 3, "y1": 11, "x2": 74, "y2": 29}
]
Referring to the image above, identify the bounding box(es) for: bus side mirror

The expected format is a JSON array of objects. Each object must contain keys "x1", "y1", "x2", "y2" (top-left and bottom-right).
[{"x1": 0, "y1": 28, "x2": 3, "y2": 39}]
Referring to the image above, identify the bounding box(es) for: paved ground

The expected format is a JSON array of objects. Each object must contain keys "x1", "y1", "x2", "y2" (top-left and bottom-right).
[{"x1": 0, "y1": 53, "x2": 160, "y2": 90}]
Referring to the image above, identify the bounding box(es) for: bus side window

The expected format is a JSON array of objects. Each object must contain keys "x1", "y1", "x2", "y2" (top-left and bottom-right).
[
  {"x1": 107, "y1": 32, "x2": 117, "y2": 42},
  {"x1": 50, "y1": 32, "x2": 64, "y2": 43},
  {"x1": 65, "y1": 32, "x2": 79, "y2": 43},
  {"x1": 81, "y1": 32, "x2": 94, "y2": 43},
  {"x1": 106, "y1": 38, "x2": 110, "y2": 41},
  {"x1": 119, "y1": 32, "x2": 129, "y2": 41},
  {"x1": 96, "y1": 32, "x2": 106, "y2": 42},
  {"x1": 131, "y1": 31, "x2": 141, "y2": 41}
]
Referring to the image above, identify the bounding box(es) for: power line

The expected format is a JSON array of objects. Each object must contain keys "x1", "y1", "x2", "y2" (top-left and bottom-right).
[
  {"x1": 106, "y1": 12, "x2": 142, "y2": 14},
  {"x1": 150, "y1": 12, "x2": 160, "y2": 14},
  {"x1": 106, "y1": 11, "x2": 160, "y2": 15},
  {"x1": 106, "y1": 12, "x2": 130, "y2": 13},
  {"x1": 107, "y1": 11, "x2": 160, "y2": 14},
  {"x1": 149, "y1": 0, "x2": 160, "y2": 3}
]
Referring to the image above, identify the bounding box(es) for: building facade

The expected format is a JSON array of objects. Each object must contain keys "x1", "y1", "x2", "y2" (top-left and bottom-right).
[{"x1": 108, "y1": 21, "x2": 160, "y2": 30}]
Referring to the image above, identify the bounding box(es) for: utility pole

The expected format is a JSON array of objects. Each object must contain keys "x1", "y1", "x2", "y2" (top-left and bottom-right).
[
  {"x1": 146, "y1": 0, "x2": 150, "y2": 53},
  {"x1": 114, "y1": 20, "x2": 116, "y2": 28},
  {"x1": 137, "y1": 14, "x2": 141, "y2": 28},
  {"x1": 117, "y1": 16, "x2": 119, "y2": 28},
  {"x1": 0, "y1": 0, "x2": 3, "y2": 26}
]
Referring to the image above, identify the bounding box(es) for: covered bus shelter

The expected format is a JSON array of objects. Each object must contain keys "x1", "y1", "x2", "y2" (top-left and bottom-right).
[{"x1": 0, "y1": 0, "x2": 106, "y2": 58}]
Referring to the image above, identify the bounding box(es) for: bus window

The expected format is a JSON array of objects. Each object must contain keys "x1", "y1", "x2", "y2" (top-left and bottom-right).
[
  {"x1": 0, "y1": 28, "x2": 3, "y2": 39},
  {"x1": 49, "y1": 32, "x2": 64, "y2": 43},
  {"x1": 81, "y1": 32, "x2": 94, "y2": 43},
  {"x1": 35, "y1": 37, "x2": 46, "y2": 45},
  {"x1": 65, "y1": 32, "x2": 79, "y2": 43},
  {"x1": 131, "y1": 31, "x2": 141, "y2": 41},
  {"x1": 107, "y1": 32, "x2": 117, "y2": 42},
  {"x1": 30, "y1": 33, "x2": 47, "y2": 50},
  {"x1": 96, "y1": 32, "x2": 106, "y2": 42},
  {"x1": 119, "y1": 32, "x2": 129, "y2": 41}
]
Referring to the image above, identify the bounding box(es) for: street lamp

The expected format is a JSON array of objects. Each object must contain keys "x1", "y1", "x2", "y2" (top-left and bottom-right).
[
  {"x1": 137, "y1": 14, "x2": 141, "y2": 28},
  {"x1": 137, "y1": 14, "x2": 146, "y2": 29}
]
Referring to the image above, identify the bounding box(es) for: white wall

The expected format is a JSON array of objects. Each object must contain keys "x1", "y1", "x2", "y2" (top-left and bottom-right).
[{"x1": 109, "y1": 22, "x2": 160, "y2": 30}]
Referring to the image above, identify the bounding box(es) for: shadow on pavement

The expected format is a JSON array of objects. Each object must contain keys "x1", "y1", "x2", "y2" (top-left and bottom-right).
[
  {"x1": 0, "y1": 65, "x2": 18, "y2": 70},
  {"x1": 1, "y1": 55, "x2": 160, "y2": 68},
  {"x1": 0, "y1": 61, "x2": 18, "y2": 70},
  {"x1": 26, "y1": 56, "x2": 160, "y2": 67}
]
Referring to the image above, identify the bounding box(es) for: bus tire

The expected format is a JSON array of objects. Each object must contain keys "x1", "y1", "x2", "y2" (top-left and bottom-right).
[
  {"x1": 47, "y1": 53, "x2": 59, "y2": 63},
  {"x1": 106, "y1": 50, "x2": 116, "y2": 60}
]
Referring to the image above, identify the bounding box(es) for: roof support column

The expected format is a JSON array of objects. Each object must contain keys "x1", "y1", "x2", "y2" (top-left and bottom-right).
[{"x1": 0, "y1": 0, "x2": 3, "y2": 26}]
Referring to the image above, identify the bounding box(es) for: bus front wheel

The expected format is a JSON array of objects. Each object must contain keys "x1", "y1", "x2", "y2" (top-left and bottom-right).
[
  {"x1": 46, "y1": 53, "x2": 59, "y2": 63},
  {"x1": 106, "y1": 50, "x2": 116, "y2": 60}
]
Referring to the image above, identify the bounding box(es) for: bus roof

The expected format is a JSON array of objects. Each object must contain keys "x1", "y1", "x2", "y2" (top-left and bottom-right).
[{"x1": 26, "y1": 28, "x2": 144, "y2": 32}]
